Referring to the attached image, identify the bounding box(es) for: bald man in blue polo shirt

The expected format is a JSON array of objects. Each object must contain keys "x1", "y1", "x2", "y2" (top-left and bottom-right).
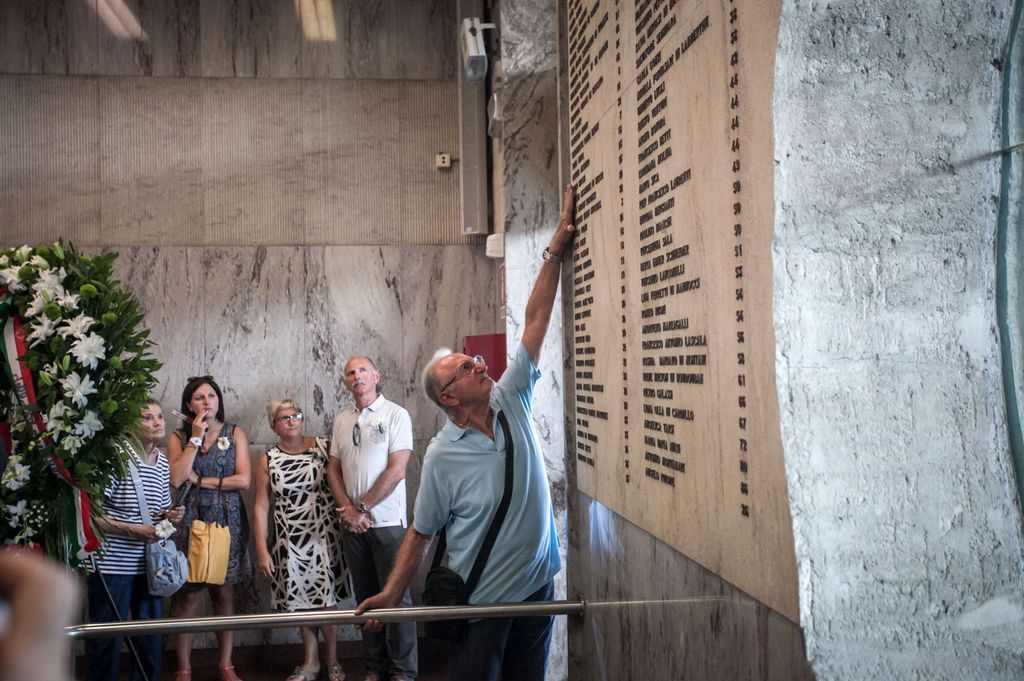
[{"x1": 355, "y1": 185, "x2": 576, "y2": 681}]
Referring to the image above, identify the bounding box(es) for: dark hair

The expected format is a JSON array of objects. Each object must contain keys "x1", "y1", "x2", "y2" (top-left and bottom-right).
[{"x1": 180, "y1": 375, "x2": 226, "y2": 423}]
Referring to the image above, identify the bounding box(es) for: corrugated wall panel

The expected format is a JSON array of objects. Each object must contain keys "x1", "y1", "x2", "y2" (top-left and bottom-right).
[{"x1": 1, "y1": 75, "x2": 474, "y2": 248}]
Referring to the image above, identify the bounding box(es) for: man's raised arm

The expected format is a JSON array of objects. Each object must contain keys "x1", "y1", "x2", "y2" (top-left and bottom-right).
[{"x1": 521, "y1": 184, "x2": 577, "y2": 364}]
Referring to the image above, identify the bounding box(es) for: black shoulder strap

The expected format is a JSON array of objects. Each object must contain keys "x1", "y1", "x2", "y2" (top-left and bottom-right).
[{"x1": 429, "y1": 410, "x2": 516, "y2": 599}]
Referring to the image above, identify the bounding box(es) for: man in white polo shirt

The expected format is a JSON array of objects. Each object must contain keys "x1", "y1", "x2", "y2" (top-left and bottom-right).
[{"x1": 327, "y1": 356, "x2": 416, "y2": 681}]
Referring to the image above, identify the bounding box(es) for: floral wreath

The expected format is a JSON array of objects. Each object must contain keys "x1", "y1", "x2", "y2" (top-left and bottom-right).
[{"x1": 0, "y1": 242, "x2": 160, "y2": 565}]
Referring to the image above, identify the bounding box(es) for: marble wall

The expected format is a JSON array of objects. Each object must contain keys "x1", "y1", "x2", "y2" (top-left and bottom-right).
[
  {"x1": 494, "y1": 0, "x2": 570, "y2": 678},
  {"x1": 98, "y1": 243, "x2": 502, "y2": 647},
  {"x1": 0, "y1": 0, "x2": 456, "y2": 79},
  {"x1": 569, "y1": 492, "x2": 813, "y2": 681}
]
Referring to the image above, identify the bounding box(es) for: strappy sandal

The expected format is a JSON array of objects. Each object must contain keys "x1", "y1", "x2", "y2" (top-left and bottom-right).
[
  {"x1": 220, "y1": 666, "x2": 245, "y2": 681},
  {"x1": 286, "y1": 667, "x2": 321, "y2": 681},
  {"x1": 326, "y1": 664, "x2": 346, "y2": 681}
]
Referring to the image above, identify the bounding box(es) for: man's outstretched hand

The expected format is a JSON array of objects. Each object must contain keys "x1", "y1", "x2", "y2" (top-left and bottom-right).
[{"x1": 548, "y1": 184, "x2": 576, "y2": 258}]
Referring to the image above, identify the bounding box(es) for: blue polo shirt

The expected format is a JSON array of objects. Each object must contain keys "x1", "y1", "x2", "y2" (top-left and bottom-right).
[{"x1": 413, "y1": 343, "x2": 562, "y2": 604}]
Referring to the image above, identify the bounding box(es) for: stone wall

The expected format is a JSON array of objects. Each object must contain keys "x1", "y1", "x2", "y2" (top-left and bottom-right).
[{"x1": 774, "y1": 2, "x2": 1024, "y2": 678}]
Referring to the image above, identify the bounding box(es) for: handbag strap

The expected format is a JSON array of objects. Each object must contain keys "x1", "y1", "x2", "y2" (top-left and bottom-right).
[
  {"x1": 126, "y1": 454, "x2": 154, "y2": 528},
  {"x1": 430, "y1": 410, "x2": 515, "y2": 598}
]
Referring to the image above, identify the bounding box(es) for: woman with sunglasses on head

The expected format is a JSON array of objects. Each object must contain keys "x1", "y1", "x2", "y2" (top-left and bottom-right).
[
  {"x1": 253, "y1": 400, "x2": 349, "y2": 681},
  {"x1": 167, "y1": 375, "x2": 253, "y2": 681}
]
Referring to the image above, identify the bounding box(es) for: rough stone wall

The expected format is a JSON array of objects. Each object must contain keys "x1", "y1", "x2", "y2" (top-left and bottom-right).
[{"x1": 773, "y1": 2, "x2": 1024, "y2": 678}]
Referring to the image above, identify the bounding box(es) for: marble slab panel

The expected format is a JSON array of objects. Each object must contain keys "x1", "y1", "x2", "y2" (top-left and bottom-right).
[
  {"x1": 96, "y1": 0, "x2": 200, "y2": 77},
  {"x1": 201, "y1": 78, "x2": 305, "y2": 245},
  {"x1": 304, "y1": 246, "x2": 406, "y2": 436},
  {"x1": 0, "y1": 75, "x2": 101, "y2": 248},
  {"x1": 98, "y1": 246, "x2": 206, "y2": 410},
  {"x1": 398, "y1": 245, "x2": 503, "y2": 438},
  {"x1": 302, "y1": 79, "x2": 402, "y2": 245},
  {"x1": 200, "y1": 0, "x2": 303, "y2": 78},
  {"x1": 569, "y1": 491, "x2": 814, "y2": 681},
  {"x1": 499, "y1": 0, "x2": 557, "y2": 76},
  {"x1": 301, "y1": 0, "x2": 457, "y2": 80},
  {"x1": 98, "y1": 77, "x2": 203, "y2": 244},
  {"x1": 192, "y1": 247, "x2": 308, "y2": 447},
  {"x1": 0, "y1": 0, "x2": 98, "y2": 75}
]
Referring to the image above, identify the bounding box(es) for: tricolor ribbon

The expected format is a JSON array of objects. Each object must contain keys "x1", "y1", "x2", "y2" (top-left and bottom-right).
[{"x1": 0, "y1": 301, "x2": 100, "y2": 560}]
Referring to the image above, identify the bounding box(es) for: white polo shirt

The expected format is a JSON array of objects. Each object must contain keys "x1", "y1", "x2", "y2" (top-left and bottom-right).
[{"x1": 329, "y1": 394, "x2": 413, "y2": 528}]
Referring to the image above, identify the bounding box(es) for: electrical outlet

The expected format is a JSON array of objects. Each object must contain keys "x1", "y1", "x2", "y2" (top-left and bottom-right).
[{"x1": 435, "y1": 153, "x2": 452, "y2": 169}]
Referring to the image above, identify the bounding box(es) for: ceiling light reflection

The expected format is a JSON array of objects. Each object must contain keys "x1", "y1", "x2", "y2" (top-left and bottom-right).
[
  {"x1": 296, "y1": 0, "x2": 337, "y2": 42},
  {"x1": 88, "y1": 0, "x2": 147, "y2": 41}
]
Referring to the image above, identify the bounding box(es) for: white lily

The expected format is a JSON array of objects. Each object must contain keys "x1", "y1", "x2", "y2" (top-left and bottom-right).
[
  {"x1": 59, "y1": 291, "x2": 80, "y2": 309},
  {"x1": 25, "y1": 316, "x2": 57, "y2": 348},
  {"x1": 32, "y1": 267, "x2": 65, "y2": 297},
  {"x1": 6, "y1": 500, "x2": 27, "y2": 528},
  {"x1": 0, "y1": 266, "x2": 24, "y2": 292},
  {"x1": 28, "y1": 255, "x2": 48, "y2": 269},
  {"x1": 71, "y1": 332, "x2": 106, "y2": 370},
  {"x1": 2, "y1": 456, "x2": 30, "y2": 492},
  {"x1": 14, "y1": 246, "x2": 31, "y2": 262},
  {"x1": 25, "y1": 290, "x2": 48, "y2": 317},
  {"x1": 73, "y1": 410, "x2": 104, "y2": 439},
  {"x1": 60, "y1": 371, "x2": 97, "y2": 408},
  {"x1": 46, "y1": 401, "x2": 72, "y2": 433},
  {"x1": 58, "y1": 313, "x2": 95, "y2": 339},
  {"x1": 61, "y1": 435, "x2": 85, "y2": 454}
]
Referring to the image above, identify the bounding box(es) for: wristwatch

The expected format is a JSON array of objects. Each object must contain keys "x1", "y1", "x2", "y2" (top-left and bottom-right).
[
  {"x1": 189, "y1": 436, "x2": 203, "y2": 449},
  {"x1": 357, "y1": 502, "x2": 370, "y2": 515},
  {"x1": 542, "y1": 247, "x2": 562, "y2": 263}
]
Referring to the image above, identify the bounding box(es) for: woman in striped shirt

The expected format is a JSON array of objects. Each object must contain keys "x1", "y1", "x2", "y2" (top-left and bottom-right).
[{"x1": 86, "y1": 400, "x2": 185, "y2": 681}]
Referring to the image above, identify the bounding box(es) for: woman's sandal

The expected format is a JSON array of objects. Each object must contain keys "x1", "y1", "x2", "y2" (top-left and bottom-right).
[
  {"x1": 285, "y1": 667, "x2": 321, "y2": 681},
  {"x1": 219, "y1": 665, "x2": 245, "y2": 681},
  {"x1": 326, "y1": 664, "x2": 346, "y2": 681}
]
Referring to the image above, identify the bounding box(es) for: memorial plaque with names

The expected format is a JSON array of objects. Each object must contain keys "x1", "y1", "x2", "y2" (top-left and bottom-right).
[{"x1": 565, "y1": 0, "x2": 798, "y2": 621}]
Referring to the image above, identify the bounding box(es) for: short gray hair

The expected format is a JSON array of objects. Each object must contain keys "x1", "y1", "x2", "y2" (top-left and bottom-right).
[{"x1": 421, "y1": 347, "x2": 454, "y2": 408}]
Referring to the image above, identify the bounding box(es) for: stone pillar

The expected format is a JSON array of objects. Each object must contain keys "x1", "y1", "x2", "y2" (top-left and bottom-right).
[{"x1": 494, "y1": 0, "x2": 568, "y2": 678}]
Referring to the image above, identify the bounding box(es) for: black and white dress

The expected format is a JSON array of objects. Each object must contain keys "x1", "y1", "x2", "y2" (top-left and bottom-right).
[{"x1": 266, "y1": 437, "x2": 349, "y2": 611}]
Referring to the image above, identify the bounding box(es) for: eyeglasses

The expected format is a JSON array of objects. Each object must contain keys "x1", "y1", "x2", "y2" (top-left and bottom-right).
[
  {"x1": 187, "y1": 375, "x2": 214, "y2": 383},
  {"x1": 275, "y1": 412, "x2": 304, "y2": 424},
  {"x1": 440, "y1": 355, "x2": 486, "y2": 393},
  {"x1": 352, "y1": 423, "x2": 361, "y2": 447}
]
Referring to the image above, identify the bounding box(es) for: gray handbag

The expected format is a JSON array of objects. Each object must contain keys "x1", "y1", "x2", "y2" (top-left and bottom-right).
[{"x1": 127, "y1": 458, "x2": 188, "y2": 597}]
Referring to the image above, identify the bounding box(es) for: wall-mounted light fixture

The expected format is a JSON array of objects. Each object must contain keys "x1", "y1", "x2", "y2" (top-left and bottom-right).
[{"x1": 462, "y1": 17, "x2": 497, "y2": 81}]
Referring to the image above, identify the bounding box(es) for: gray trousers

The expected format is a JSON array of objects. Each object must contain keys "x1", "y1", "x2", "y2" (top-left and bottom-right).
[{"x1": 343, "y1": 525, "x2": 418, "y2": 680}]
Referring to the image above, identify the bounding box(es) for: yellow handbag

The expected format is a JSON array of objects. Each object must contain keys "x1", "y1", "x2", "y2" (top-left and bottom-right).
[{"x1": 187, "y1": 519, "x2": 230, "y2": 585}]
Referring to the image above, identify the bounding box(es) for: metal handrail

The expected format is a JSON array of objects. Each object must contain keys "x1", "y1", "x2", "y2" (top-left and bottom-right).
[{"x1": 67, "y1": 600, "x2": 586, "y2": 640}]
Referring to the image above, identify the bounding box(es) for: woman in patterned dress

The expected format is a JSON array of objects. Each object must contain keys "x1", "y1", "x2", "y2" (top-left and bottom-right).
[
  {"x1": 168, "y1": 376, "x2": 253, "y2": 681},
  {"x1": 253, "y1": 399, "x2": 349, "y2": 681}
]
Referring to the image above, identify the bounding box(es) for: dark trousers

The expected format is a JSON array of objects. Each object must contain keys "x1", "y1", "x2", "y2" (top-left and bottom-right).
[
  {"x1": 449, "y1": 581, "x2": 555, "y2": 681},
  {"x1": 86, "y1": 572, "x2": 164, "y2": 681},
  {"x1": 343, "y1": 526, "x2": 418, "y2": 679}
]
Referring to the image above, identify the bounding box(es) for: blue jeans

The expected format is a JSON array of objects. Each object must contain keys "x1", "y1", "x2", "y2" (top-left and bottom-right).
[
  {"x1": 449, "y1": 581, "x2": 554, "y2": 681},
  {"x1": 86, "y1": 572, "x2": 164, "y2": 681}
]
